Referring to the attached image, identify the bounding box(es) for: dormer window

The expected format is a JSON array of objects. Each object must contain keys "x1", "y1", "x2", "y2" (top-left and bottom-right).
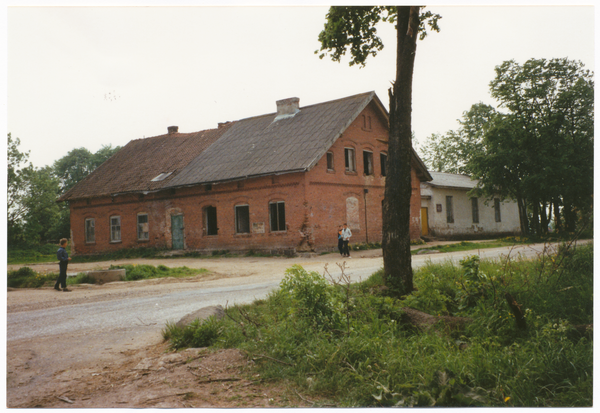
[{"x1": 151, "y1": 172, "x2": 173, "y2": 182}]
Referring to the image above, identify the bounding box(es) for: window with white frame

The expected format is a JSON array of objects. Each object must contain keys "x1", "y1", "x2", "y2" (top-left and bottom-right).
[
  {"x1": 85, "y1": 218, "x2": 95, "y2": 243},
  {"x1": 137, "y1": 213, "x2": 149, "y2": 240},
  {"x1": 345, "y1": 148, "x2": 356, "y2": 172},
  {"x1": 110, "y1": 216, "x2": 121, "y2": 242}
]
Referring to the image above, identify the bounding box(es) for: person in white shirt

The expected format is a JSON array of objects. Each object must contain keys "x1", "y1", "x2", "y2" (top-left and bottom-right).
[{"x1": 341, "y1": 223, "x2": 352, "y2": 258}]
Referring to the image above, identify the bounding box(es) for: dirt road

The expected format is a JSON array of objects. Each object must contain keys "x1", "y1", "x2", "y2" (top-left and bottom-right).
[{"x1": 6, "y1": 242, "x2": 568, "y2": 408}]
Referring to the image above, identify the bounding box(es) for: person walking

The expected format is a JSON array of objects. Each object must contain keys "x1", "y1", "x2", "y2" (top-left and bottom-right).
[
  {"x1": 337, "y1": 225, "x2": 344, "y2": 256},
  {"x1": 55, "y1": 238, "x2": 72, "y2": 292},
  {"x1": 341, "y1": 223, "x2": 352, "y2": 258}
]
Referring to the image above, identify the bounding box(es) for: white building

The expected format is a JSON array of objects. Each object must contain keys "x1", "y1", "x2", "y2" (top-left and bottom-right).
[{"x1": 420, "y1": 172, "x2": 521, "y2": 239}]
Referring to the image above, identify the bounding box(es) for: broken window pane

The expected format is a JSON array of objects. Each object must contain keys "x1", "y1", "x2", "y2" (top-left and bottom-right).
[
  {"x1": 85, "y1": 218, "x2": 95, "y2": 243},
  {"x1": 345, "y1": 148, "x2": 355, "y2": 172},
  {"x1": 363, "y1": 151, "x2": 373, "y2": 175}
]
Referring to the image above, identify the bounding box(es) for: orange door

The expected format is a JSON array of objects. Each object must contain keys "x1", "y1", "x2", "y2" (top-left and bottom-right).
[{"x1": 421, "y1": 207, "x2": 429, "y2": 236}]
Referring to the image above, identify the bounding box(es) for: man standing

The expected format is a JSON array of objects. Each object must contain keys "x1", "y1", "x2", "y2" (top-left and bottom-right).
[
  {"x1": 341, "y1": 223, "x2": 352, "y2": 258},
  {"x1": 55, "y1": 238, "x2": 72, "y2": 292}
]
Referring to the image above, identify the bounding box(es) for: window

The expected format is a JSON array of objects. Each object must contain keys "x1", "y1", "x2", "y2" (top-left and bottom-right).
[
  {"x1": 345, "y1": 148, "x2": 356, "y2": 172},
  {"x1": 363, "y1": 151, "x2": 374, "y2": 175},
  {"x1": 494, "y1": 198, "x2": 502, "y2": 222},
  {"x1": 380, "y1": 153, "x2": 387, "y2": 176},
  {"x1": 205, "y1": 206, "x2": 218, "y2": 236},
  {"x1": 137, "y1": 214, "x2": 149, "y2": 240},
  {"x1": 446, "y1": 196, "x2": 454, "y2": 224},
  {"x1": 110, "y1": 216, "x2": 121, "y2": 242},
  {"x1": 471, "y1": 198, "x2": 479, "y2": 224},
  {"x1": 362, "y1": 114, "x2": 372, "y2": 130},
  {"x1": 151, "y1": 172, "x2": 172, "y2": 182},
  {"x1": 235, "y1": 205, "x2": 250, "y2": 234},
  {"x1": 85, "y1": 218, "x2": 95, "y2": 243},
  {"x1": 326, "y1": 151, "x2": 334, "y2": 171},
  {"x1": 269, "y1": 201, "x2": 286, "y2": 232}
]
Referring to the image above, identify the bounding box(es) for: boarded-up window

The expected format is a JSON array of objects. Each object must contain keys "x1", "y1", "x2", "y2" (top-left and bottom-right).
[
  {"x1": 269, "y1": 201, "x2": 286, "y2": 232},
  {"x1": 345, "y1": 148, "x2": 356, "y2": 172},
  {"x1": 363, "y1": 151, "x2": 373, "y2": 175},
  {"x1": 85, "y1": 218, "x2": 95, "y2": 243},
  {"x1": 110, "y1": 216, "x2": 121, "y2": 242},
  {"x1": 235, "y1": 205, "x2": 250, "y2": 234},
  {"x1": 471, "y1": 198, "x2": 479, "y2": 224},
  {"x1": 326, "y1": 151, "x2": 334, "y2": 171},
  {"x1": 380, "y1": 153, "x2": 387, "y2": 176},
  {"x1": 346, "y1": 197, "x2": 360, "y2": 229},
  {"x1": 205, "y1": 206, "x2": 218, "y2": 236},
  {"x1": 446, "y1": 196, "x2": 454, "y2": 224},
  {"x1": 137, "y1": 214, "x2": 149, "y2": 240},
  {"x1": 494, "y1": 199, "x2": 502, "y2": 222}
]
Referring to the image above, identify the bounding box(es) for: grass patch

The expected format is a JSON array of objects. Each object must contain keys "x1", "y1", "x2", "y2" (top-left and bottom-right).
[
  {"x1": 7, "y1": 264, "x2": 208, "y2": 288},
  {"x1": 165, "y1": 242, "x2": 593, "y2": 407}
]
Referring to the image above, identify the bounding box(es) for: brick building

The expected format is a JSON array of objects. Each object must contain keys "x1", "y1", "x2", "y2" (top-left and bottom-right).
[{"x1": 58, "y1": 92, "x2": 432, "y2": 255}]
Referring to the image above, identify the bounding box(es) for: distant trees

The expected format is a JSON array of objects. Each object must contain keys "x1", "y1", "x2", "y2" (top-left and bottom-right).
[
  {"x1": 419, "y1": 58, "x2": 594, "y2": 236},
  {"x1": 6, "y1": 133, "x2": 120, "y2": 246}
]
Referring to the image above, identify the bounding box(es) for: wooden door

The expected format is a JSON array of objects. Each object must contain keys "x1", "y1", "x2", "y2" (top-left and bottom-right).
[
  {"x1": 171, "y1": 214, "x2": 184, "y2": 250},
  {"x1": 421, "y1": 207, "x2": 429, "y2": 236}
]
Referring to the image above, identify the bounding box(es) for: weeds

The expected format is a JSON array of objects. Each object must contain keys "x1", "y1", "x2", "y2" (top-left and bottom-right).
[{"x1": 165, "y1": 242, "x2": 593, "y2": 407}]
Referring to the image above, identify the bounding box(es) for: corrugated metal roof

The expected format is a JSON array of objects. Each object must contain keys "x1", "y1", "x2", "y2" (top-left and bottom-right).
[
  {"x1": 168, "y1": 91, "x2": 375, "y2": 186},
  {"x1": 422, "y1": 172, "x2": 478, "y2": 189}
]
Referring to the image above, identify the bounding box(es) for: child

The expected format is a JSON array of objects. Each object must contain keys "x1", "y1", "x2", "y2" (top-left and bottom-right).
[{"x1": 55, "y1": 238, "x2": 72, "y2": 292}]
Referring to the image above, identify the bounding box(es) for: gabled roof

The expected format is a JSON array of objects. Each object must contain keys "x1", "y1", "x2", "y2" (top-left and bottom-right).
[
  {"x1": 57, "y1": 125, "x2": 232, "y2": 201},
  {"x1": 59, "y1": 91, "x2": 432, "y2": 201},
  {"x1": 168, "y1": 92, "x2": 379, "y2": 186},
  {"x1": 421, "y1": 172, "x2": 478, "y2": 190}
]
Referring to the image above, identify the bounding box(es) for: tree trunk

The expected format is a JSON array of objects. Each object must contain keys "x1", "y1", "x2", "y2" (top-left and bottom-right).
[
  {"x1": 516, "y1": 193, "x2": 529, "y2": 236},
  {"x1": 382, "y1": 6, "x2": 420, "y2": 297},
  {"x1": 553, "y1": 198, "x2": 562, "y2": 233}
]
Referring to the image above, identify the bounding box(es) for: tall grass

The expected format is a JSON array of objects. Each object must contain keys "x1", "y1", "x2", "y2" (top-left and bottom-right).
[{"x1": 165, "y1": 243, "x2": 593, "y2": 407}]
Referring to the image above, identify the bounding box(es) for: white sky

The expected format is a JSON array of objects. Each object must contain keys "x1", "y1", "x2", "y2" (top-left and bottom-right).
[{"x1": 4, "y1": 2, "x2": 596, "y2": 169}]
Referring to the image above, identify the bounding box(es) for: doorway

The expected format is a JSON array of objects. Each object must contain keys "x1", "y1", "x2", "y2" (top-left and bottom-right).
[{"x1": 171, "y1": 214, "x2": 184, "y2": 249}]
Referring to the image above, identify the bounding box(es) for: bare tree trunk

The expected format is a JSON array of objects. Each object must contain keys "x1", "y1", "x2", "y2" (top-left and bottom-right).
[
  {"x1": 516, "y1": 193, "x2": 529, "y2": 236},
  {"x1": 382, "y1": 6, "x2": 419, "y2": 297}
]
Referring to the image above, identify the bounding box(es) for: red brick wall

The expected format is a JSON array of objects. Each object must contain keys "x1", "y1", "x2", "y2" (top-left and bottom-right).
[{"x1": 69, "y1": 102, "x2": 423, "y2": 255}]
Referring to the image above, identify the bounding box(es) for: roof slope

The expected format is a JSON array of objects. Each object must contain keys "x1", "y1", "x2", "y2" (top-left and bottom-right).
[
  {"x1": 168, "y1": 91, "x2": 376, "y2": 186},
  {"x1": 58, "y1": 126, "x2": 231, "y2": 201},
  {"x1": 422, "y1": 172, "x2": 478, "y2": 189}
]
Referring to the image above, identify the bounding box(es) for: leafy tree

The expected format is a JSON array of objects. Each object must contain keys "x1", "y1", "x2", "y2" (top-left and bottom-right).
[
  {"x1": 7, "y1": 133, "x2": 34, "y2": 244},
  {"x1": 420, "y1": 58, "x2": 593, "y2": 236},
  {"x1": 317, "y1": 6, "x2": 440, "y2": 296},
  {"x1": 418, "y1": 103, "x2": 496, "y2": 175},
  {"x1": 53, "y1": 145, "x2": 119, "y2": 193},
  {"x1": 21, "y1": 166, "x2": 62, "y2": 243}
]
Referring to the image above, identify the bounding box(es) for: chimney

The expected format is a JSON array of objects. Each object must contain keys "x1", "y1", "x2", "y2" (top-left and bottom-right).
[
  {"x1": 274, "y1": 97, "x2": 300, "y2": 121},
  {"x1": 167, "y1": 126, "x2": 178, "y2": 134}
]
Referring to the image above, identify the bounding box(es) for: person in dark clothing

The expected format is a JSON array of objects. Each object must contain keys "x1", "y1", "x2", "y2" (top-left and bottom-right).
[
  {"x1": 341, "y1": 223, "x2": 352, "y2": 258},
  {"x1": 337, "y1": 225, "x2": 344, "y2": 256},
  {"x1": 55, "y1": 238, "x2": 72, "y2": 292}
]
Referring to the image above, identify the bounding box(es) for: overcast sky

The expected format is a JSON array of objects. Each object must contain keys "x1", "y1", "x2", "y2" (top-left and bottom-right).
[{"x1": 5, "y1": 2, "x2": 596, "y2": 169}]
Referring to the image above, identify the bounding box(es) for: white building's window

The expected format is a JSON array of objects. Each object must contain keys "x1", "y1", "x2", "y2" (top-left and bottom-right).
[
  {"x1": 494, "y1": 199, "x2": 502, "y2": 222},
  {"x1": 446, "y1": 196, "x2": 454, "y2": 224},
  {"x1": 85, "y1": 218, "x2": 95, "y2": 243},
  {"x1": 137, "y1": 214, "x2": 149, "y2": 240},
  {"x1": 110, "y1": 216, "x2": 121, "y2": 242},
  {"x1": 471, "y1": 198, "x2": 479, "y2": 224}
]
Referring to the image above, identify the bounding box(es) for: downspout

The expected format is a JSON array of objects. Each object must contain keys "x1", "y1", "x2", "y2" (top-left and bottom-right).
[{"x1": 363, "y1": 188, "x2": 369, "y2": 243}]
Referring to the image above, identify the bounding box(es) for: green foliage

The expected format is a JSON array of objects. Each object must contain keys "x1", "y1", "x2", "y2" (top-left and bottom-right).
[
  {"x1": 7, "y1": 267, "x2": 57, "y2": 288},
  {"x1": 109, "y1": 264, "x2": 206, "y2": 281},
  {"x1": 166, "y1": 243, "x2": 593, "y2": 407},
  {"x1": 163, "y1": 316, "x2": 224, "y2": 350}
]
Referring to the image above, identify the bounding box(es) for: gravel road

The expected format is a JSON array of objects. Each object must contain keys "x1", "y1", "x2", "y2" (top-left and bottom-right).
[{"x1": 7, "y1": 241, "x2": 574, "y2": 407}]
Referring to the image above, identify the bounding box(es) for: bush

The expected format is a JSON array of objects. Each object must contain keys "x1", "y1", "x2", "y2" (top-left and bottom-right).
[{"x1": 8, "y1": 267, "x2": 57, "y2": 288}]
